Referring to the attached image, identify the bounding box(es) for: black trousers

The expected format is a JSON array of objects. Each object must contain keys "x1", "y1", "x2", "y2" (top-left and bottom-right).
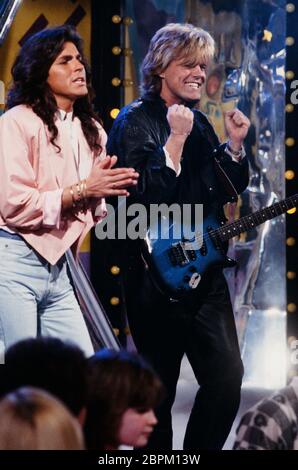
[{"x1": 124, "y1": 260, "x2": 243, "y2": 450}]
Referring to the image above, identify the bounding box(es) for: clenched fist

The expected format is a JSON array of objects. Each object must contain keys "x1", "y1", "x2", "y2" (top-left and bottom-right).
[
  {"x1": 167, "y1": 104, "x2": 194, "y2": 138},
  {"x1": 224, "y1": 109, "x2": 250, "y2": 151}
]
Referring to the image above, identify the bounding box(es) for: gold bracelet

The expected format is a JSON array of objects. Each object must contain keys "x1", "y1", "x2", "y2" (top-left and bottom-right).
[
  {"x1": 69, "y1": 186, "x2": 76, "y2": 208},
  {"x1": 76, "y1": 182, "x2": 82, "y2": 202},
  {"x1": 70, "y1": 180, "x2": 88, "y2": 212},
  {"x1": 80, "y1": 179, "x2": 87, "y2": 211},
  {"x1": 79, "y1": 180, "x2": 85, "y2": 198}
]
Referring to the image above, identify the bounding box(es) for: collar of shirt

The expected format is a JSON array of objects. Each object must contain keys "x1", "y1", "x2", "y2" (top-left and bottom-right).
[
  {"x1": 56, "y1": 109, "x2": 91, "y2": 180},
  {"x1": 57, "y1": 109, "x2": 74, "y2": 122},
  {"x1": 57, "y1": 109, "x2": 80, "y2": 173}
]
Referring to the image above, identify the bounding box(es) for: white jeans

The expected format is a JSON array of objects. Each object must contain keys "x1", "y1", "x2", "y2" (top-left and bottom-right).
[{"x1": 0, "y1": 236, "x2": 94, "y2": 363}]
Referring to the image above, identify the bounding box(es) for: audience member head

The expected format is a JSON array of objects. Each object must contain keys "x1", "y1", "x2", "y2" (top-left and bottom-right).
[
  {"x1": 1, "y1": 337, "x2": 87, "y2": 420},
  {"x1": 0, "y1": 387, "x2": 84, "y2": 449},
  {"x1": 84, "y1": 349, "x2": 164, "y2": 450}
]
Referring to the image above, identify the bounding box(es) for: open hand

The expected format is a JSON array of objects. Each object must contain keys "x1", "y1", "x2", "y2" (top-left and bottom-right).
[{"x1": 86, "y1": 155, "x2": 139, "y2": 198}]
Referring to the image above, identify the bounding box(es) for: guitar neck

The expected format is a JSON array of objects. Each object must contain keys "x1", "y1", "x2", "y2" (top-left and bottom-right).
[{"x1": 214, "y1": 194, "x2": 298, "y2": 242}]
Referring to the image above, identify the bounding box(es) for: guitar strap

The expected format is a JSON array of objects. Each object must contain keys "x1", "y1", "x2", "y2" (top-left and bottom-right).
[
  {"x1": 214, "y1": 152, "x2": 239, "y2": 203},
  {"x1": 194, "y1": 117, "x2": 239, "y2": 204}
]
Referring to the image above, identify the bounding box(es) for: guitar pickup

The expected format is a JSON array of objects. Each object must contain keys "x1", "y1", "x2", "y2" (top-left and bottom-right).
[
  {"x1": 185, "y1": 250, "x2": 197, "y2": 261},
  {"x1": 168, "y1": 243, "x2": 188, "y2": 266}
]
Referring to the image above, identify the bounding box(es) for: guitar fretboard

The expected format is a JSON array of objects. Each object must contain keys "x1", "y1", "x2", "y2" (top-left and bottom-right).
[{"x1": 212, "y1": 194, "x2": 298, "y2": 242}]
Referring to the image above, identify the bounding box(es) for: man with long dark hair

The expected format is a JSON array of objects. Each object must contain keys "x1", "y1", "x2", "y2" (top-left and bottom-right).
[
  {"x1": 0, "y1": 25, "x2": 138, "y2": 358},
  {"x1": 107, "y1": 23, "x2": 250, "y2": 450}
]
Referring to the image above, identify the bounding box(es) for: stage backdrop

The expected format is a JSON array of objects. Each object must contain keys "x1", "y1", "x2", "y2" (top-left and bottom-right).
[{"x1": 125, "y1": 0, "x2": 287, "y2": 388}]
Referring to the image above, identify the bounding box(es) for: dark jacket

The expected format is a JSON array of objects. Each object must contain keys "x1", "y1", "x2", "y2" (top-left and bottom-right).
[
  {"x1": 107, "y1": 96, "x2": 249, "y2": 215},
  {"x1": 107, "y1": 96, "x2": 249, "y2": 273}
]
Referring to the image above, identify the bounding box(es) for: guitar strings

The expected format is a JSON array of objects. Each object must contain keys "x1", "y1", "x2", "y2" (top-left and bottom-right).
[{"x1": 181, "y1": 195, "x2": 298, "y2": 251}]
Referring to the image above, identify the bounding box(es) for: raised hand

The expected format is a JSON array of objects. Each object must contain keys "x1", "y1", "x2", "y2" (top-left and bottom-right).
[
  {"x1": 167, "y1": 104, "x2": 194, "y2": 137},
  {"x1": 224, "y1": 109, "x2": 250, "y2": 151}
]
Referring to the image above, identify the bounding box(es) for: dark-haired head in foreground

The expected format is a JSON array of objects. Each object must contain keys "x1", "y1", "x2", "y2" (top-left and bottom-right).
[
  {"x1": 0, "y1": 337, "x2": 87, "y2": 420},
  {"x1": 84, "y1": 349, "x2": 164, "y2": 449}
]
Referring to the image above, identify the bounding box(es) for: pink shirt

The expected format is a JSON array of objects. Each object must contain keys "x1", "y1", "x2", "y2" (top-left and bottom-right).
[
  {"x1": 0, "y1": 105, "x2": 107, "y2": 264},
  {"x1": 42, "y1": 109, "x2": 105, "y2": 228}
]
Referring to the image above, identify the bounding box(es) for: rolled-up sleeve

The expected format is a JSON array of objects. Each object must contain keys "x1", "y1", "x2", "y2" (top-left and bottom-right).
[
  {"x1": 41, "y1": 189, "x2": 63, "y2": 229},
  {"x1": 93, "y1": 198, "x2": 107, "y2": 222}
]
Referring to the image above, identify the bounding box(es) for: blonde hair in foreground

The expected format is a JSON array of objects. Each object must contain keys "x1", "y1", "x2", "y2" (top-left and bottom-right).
[
  {"x1": 141, "y1": 23, "x2": 215, "y2": 97},
  {"x1": 0, "y1": 387, "x2": 84, "y2": 450}
]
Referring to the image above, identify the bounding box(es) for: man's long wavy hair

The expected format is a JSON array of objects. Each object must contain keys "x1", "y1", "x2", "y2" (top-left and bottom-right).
[
  {"x1": 6, "y1": 25, "x2": 102, "y2": 154},
  {"x1": 141, "y1": 23, "x2": 215, "y2": 99}
]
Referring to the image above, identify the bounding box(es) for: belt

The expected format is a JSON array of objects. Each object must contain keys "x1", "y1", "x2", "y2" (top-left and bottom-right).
[{"x1": 0, "y1": 230, "x2": 24, "y2": 240}]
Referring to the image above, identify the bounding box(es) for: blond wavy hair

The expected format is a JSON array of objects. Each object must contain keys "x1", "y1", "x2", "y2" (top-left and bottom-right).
[
  {"x1": 141, "y1": 23, "x2": 215, "y2": 98},
  {"x1": 0, "y1": 387, "x2": 85, "y2": 450}
]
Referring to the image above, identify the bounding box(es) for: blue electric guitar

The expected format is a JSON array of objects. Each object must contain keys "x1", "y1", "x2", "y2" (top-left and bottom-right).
[{"x1": 142, "y1": 194, "x2": 298, "y2": 298}]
